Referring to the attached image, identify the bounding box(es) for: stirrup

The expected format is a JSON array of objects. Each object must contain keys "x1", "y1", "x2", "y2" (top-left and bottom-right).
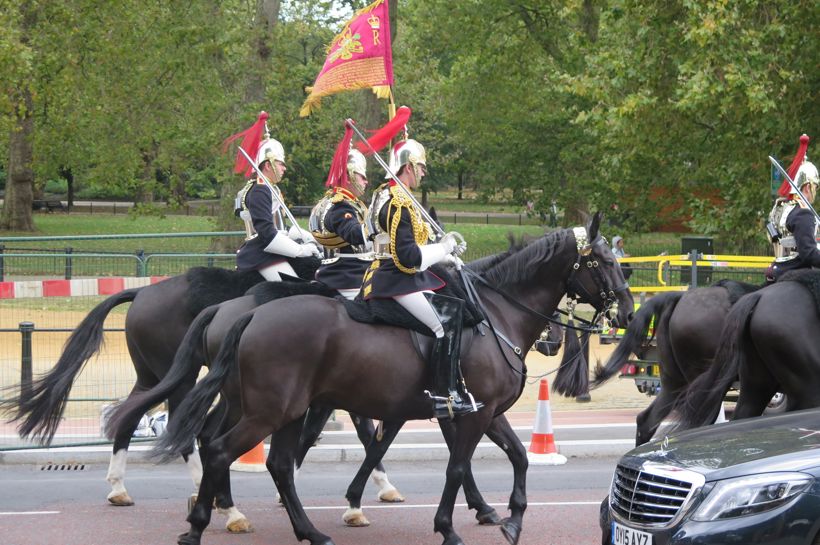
[{"x1": 425, "y1": 390, "x2": 484, "y2": 419}]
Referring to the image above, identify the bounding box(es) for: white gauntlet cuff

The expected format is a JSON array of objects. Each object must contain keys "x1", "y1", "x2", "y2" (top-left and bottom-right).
[
  {"x1": 264, "y1": 231, "x2": 303, "y2": 258},
  {"x1": 418, "y1": 243, "x2": 448, "y2": 271}
]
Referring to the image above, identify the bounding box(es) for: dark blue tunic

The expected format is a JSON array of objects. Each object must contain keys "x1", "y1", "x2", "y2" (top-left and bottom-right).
[
  {"x1": 362, "y1": 186, "x2": 444, "y2": 299},
  {"x1": 314, "y1": 199, "x2": 371, "y2": 290},
  {"x1": 236, "y1": 181, "x2": 287, "y2": 271},
  {"x1": 770, "y1": 207, "x2": 820, "y2": 280}
]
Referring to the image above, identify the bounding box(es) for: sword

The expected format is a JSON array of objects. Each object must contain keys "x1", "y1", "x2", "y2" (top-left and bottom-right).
[
  {"x1": 769, "y1": 155, "x2": 820, "y2": 224},
  {"x1": 237, "y1": 146, "x2": 302, "y2": 230},
  {"x1": 345, "y1": 119, "x2": 447, "y2": 240}
]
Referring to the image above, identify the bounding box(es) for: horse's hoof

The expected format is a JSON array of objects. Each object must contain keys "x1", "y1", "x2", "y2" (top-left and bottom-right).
[
  {"x1": 378, "y1": 487, "x2": 405, "y2": 503},
  {"x1": 442, "y1": 535, "x2": 466, "y2": 545},
  {"x1": 107, "y1": 492, "x2": 134, "y2": 506},
  {"x1": 500, "y1": 518, "x2": 522, "y2": 545},
  {"x1": 226, "y1": 517, "x2": 253, "y2": 533},
  {"x1": 475, "y1": 508, "x2": 502, "y2": 525},
  {"x1": 342, "y1": 508, "x2": 371, "y2": 527},
  {"x1": 177, "y1": 532, "x2": 200, "y2": 545}
]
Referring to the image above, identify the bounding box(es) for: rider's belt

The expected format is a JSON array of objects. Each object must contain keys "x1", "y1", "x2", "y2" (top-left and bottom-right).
[{"x1": 321, "y1": 252, "x2": 375, "y2": 265}]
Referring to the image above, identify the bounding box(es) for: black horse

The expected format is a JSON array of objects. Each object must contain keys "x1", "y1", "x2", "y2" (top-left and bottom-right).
[
  {"x1": 0, "y1": 261, "x2": 362, "y2": 531},
  {"x1": 675, "y1": 270, "x2": 820, "y2": 430},
  {"x1": 151, "y1": 215, "x2": 633, "y2": 545},
  {"x1": 592, "y1": 280, "x2": 759, "y2": 445},
  {"x1": 106, "y1": 243, "x2": 564, "y2": 528}
]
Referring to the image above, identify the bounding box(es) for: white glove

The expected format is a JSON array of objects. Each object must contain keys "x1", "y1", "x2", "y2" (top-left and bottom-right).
[
  {"x1": 443, "y1": 254, "x2": 464, "y2": 270},
  {"x1": 288, "y1": 225, "x2": 315, "y2": 244},
  {"x1": 264, "y1": 231, "x2": 319, "y2": 258},
  {"x1": 297, "y1": 243, "x2": 322, "y2": 259},
  {"x1": 440, "y1": 233, "x2": 458, "y2": 254}
]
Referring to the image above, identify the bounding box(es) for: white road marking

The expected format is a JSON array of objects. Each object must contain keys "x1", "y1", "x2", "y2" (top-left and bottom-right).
[
  {"x1": 0, "y1": 511, "x2": 61, "y2": 516},
  {"x1": 303, "y1": 501, "x2": 599, "y2": 511}
]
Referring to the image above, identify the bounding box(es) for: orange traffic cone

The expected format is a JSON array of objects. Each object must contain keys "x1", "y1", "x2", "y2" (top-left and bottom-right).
[
  {"x1": 230, "y1": 441, "x2": 267, "y2": 472},
  {"x1": 527, "y1": 379, "x2": 567, "y2": 465}
]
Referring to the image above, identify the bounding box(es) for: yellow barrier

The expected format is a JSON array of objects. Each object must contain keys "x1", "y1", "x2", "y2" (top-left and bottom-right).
[{"x1": 615, "y1": 253, "x2": 771, "y2": 288}]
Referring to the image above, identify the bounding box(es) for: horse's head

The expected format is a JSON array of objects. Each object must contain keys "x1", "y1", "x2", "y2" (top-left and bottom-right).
[{"x1": 568, "y1": 212, "x2": 634, "y2": 328}]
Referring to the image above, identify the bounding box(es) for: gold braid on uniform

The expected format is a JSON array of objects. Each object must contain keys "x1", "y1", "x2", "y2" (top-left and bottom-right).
[{"x1": 387, "y1": 184, "x2": 432, "y2": 274}]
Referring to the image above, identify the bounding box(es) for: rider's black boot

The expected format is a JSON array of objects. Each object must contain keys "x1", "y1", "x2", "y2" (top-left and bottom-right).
[{"x1": 425, "y1": 294, "x2": 483, "y2": 419}]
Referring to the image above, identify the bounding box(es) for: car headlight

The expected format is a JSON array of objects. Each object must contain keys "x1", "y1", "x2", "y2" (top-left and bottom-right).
[{"x1": 692, "y1": 472, "x2": 813, "y2": 521}]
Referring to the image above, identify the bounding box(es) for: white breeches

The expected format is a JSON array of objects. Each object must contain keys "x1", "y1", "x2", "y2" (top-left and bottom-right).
[
  {"x1": 259, "y1": 261, "x2": 297, "y2": 282},
  {"x1": 395, "y1": 291, "x2": 444, "y2": 338},
  {"x1": 337, "y1": 288, "x2": 361, "y2": 301}
]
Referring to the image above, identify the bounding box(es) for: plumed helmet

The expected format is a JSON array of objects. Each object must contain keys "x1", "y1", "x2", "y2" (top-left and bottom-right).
[
  {"x1": 347, "y1": 149, "x2": 367, "y2": 179},
  {"x1": 255, "y1": 138, "x2": 285, "y2": 167},
  {"x1": 386, "y1": 139, "x2": 426, "y2": 178},
  {"x1": 792, "y1": 159, "x2": 820, "y2": 193}
]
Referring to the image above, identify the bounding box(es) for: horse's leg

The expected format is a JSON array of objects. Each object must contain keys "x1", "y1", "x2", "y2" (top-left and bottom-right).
[
  {"x1": 297, "y1": 405, "x2": 333, "y2": 469},
  {"x1": 106, "y1": 382, "x2": 155, "y2": 506},
  {"x1": 484, "y1": 414, "x2": 528, "y2": 544},
  {"x1": 179, "y1": 418, "x2": 267, "y2": 545},
  {"x1": 438, "y1": 418, "x2": 501, "y2": 525},
  {"x1": 196, "y1": 397, "x2": 252, "y2": 534},
  {"x1": 342, "y1": 420, "x2": 405, "y2": 527},
  {"x1": 635, "y1": 387, "x2": 680, "y2": 446},
  {"x1": 268, "y1": 418, "x2": 335, "y2": 545},
  {"x1": 733, "y1": 350, "x2": 778, "y2": 420},
  {"x1": 434, "y1": 412, "x2": 493, "y2": 545},
  {"x1": 350, "y1": 413, "x2": 404, "y2": 502},
  {"x1": 169, "y1": 386, "x2": 202, "y2": 492}
]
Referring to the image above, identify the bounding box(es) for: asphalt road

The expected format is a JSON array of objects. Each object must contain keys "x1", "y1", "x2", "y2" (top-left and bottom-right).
[{"x1": 0, "y1": 456, "x2": 618, "y2": 545}]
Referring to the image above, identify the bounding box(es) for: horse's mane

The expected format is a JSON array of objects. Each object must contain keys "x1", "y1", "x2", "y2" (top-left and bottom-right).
[
  {"x1": 482, "y1": 229, "x2": 570, "y2": 287},
  {"x1": 466, "y1": 233, "x2": 529, "y2": 274}
]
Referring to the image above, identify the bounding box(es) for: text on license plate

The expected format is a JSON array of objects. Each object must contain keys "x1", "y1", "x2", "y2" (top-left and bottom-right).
[{"x1": 612, "y1": 521, "x2": 653, "y2": 545}]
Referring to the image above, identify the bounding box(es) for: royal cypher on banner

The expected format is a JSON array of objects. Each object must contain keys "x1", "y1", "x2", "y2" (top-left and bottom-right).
[{"x1": 300, "y1": 0, "x2": 394, "y2": 117}]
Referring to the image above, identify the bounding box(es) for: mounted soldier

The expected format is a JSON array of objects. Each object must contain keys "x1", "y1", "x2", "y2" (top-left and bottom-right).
[
  {"x1": 361, "y1": 135, "x2": 481, "y2": 418},
  {"x1": 225, "y1": 111, "x2": 321, "y2": 282},
  {"x1": 309, "y1": 123, "x2": 373, "y2": 300},
  {"x1": 766, "y1": 134, "x2": 820, "y2": 282}
]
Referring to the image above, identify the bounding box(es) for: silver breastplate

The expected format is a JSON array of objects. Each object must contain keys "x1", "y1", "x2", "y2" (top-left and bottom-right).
[
  {"x1": 310, "y1": 195, "x2": 371, "y2": 263},
  {"x1": 768, "y1": 200, "x2": 819, "y2": 261},
  {"x1": 368, "y1": 186, "x2": 392, "y2": 258}
]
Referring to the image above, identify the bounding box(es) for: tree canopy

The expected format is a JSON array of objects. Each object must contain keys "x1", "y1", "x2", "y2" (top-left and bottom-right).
[{"x1": 1, "y1": 0, "x2": 817, "y2": 242}]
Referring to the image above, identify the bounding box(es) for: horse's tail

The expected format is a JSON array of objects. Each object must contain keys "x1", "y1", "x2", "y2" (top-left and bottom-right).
[
  {"x1": 552, "y1": 321, "x2": 589, "y2": 397},
  {"x1": 104, "y1": 304, "x2": 221, "y2": 441},
  {"x1": 0, "y1": 288, "x2": 141, "y2": 445},
  {"x1": 151, "y1": 311, "x2": 255, "y2": 463},
  {"x1": 591, "y1": 291, "x2": 684, "y2": 387},
  {"x1": 673, "y1": 291, "x2": 762, "y2": 430}
]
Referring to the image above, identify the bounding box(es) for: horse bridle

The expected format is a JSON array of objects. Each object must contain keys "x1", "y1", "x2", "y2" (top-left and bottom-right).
[
  {"x1": 459, "y1": 226, "x2": 629, "y2": 376},
  {"x1": 566, "y1": 227, "x2": 630, "y2": 316}
]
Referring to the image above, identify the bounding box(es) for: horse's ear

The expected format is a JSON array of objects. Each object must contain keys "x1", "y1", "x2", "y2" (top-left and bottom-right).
[{"x1": 588, "y1": 212, "x2": 602, "y2": 240}]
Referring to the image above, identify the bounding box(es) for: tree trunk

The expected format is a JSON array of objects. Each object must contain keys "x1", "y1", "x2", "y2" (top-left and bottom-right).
[
  {"x1": 59, "y1": 167, "x2": 74, "y2": 211},
  {"x1": 457, "y1": 169, "x2": 464, "y2": 200},
  {"x1": 244, "y1": 0, "x2": 281, "y2": 105},
  {"x1": 1, "y1": 87, "x2": 35, "y2": 231}
]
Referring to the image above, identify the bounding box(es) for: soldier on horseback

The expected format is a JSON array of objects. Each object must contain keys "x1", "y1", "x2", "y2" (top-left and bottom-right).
[
  {"x1": 226, "y1": 111, "x2": 321, "y2": 281},
  {"x1": 309, "y1": 125, "x2": 373, "y2": 300},
  {"x1": 766, "y1": 134, "x2": 820, "y2": 282},
  {"x1": 361, "y1": 137, "x2": 482, "y2": 418}
]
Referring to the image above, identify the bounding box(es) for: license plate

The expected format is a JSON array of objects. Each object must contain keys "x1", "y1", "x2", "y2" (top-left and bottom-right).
[{"x1": 612, "y1": 521, "x2": 653, "y2": 545}]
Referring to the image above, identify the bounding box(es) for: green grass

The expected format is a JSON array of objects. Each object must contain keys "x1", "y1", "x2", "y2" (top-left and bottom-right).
[{"x1": 0, "y1": 213, "x2": 548, "y2": 276}]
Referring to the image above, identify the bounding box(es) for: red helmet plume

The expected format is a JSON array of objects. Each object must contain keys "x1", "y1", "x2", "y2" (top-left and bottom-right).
[{"x1": 221, "y1": 111, "x2": 269, "y2": 178}]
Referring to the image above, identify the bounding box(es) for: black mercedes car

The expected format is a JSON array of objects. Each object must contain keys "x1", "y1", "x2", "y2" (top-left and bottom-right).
[{"x1": 600, "y1": 408, "x2": 820, "y2": 544}]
